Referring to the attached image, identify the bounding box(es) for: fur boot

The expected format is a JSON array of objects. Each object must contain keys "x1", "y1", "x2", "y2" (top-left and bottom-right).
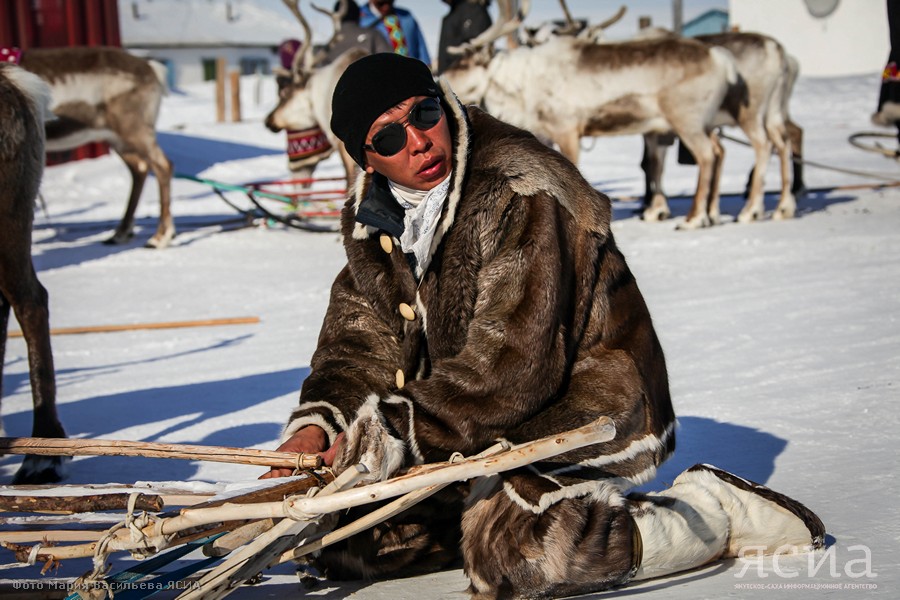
[{"x1": 630, "y1": 463, "x2": 825, "y2": 581}]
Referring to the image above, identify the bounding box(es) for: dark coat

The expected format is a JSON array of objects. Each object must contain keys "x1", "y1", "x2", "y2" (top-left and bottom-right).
[{"x1": 285, "y1": 80, "x2": 676, "y2": 508}]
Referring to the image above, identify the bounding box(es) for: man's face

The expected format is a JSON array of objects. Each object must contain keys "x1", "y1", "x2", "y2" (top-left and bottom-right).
[
  {"x1": 363, "y1": 95, "x2": 452, "y2": 191},
  {"x1": 372, "y1": 0, "x2": 393, "y2": 17}
]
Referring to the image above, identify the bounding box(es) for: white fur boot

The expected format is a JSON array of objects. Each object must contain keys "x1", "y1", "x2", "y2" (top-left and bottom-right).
[{"x1": 629, "y1": 463, "x2": 825, "y2": 581}]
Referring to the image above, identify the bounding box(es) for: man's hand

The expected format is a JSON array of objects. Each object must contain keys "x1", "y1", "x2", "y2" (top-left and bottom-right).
[{"x1": 259, "y1": 426, "x2": 344, "y2": 479}]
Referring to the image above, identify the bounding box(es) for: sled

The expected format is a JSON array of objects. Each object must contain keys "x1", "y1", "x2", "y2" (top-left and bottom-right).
[
  {"x1": 1, "y1": 417, "x2": 616, "y2": 599},
  {"x1": 848, "y1": 131, "x2": 900, "y2": 160},
  {"x1": 177, "y1": 174, "x2": 345, "y2": 233}
]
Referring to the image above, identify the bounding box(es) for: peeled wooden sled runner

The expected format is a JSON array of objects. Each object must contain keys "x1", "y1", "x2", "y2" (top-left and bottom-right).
[{"x1": 0, "y1": 417, "x2": 615, "y2": 600}]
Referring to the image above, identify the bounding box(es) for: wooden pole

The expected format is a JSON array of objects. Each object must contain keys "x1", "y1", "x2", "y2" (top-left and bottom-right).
[
  {"x1": 0, "y1": 493, "x2": 163, "y2": 514},
  {"x1": 0, "y1": 437, "x2": 322, "y2": 470},
  {"x1": 8, "y1": 316, "x2": 260, "y2": 338},
  {"x1": 215, "y1": 57, "x2": 227, "y2": 122},
  {"x1": 229, "y1": 69, "x2": 241, "y2": 122}
]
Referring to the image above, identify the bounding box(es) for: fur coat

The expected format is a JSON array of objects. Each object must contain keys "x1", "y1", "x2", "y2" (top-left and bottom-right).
[{"x1": 284, "y1": 80, "x2": 676, "y2": 509}]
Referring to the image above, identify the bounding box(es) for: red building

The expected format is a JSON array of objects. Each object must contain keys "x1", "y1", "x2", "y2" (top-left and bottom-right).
[{"x1": 0, "y1": 0, "x2": 122, "y2": 160}]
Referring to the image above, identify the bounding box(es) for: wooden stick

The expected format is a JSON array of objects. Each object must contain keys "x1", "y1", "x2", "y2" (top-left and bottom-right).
[
  {"x1": 7, "y1": 316, "x2": 260, "y2": 338},
  {"x1": 0, "y1": 437, "x2": 321, "y2": 470},
  {"x1": 285, "y1": 416, "x2": 616, "y2": 519},
  {"x1": 2, "y1": 471, "x2": 333, "y2": 561},
  {"x1": 161, "y1": 416, "x2": 615, "y2": 534},
  {"x1": 278, "y1": 441, "x2": 510, "y2": 565},
  {"x1": 177, "y1": 466, "x2": 370, "y2": 600},
  {"x1": 0, "y1": 493, "x2": 162, "y2": 514}
]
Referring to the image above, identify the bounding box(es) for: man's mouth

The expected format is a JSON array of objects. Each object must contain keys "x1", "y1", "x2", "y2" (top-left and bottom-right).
[{"x1": 418, "y1": 156, "x2": 446, "y2": 178}]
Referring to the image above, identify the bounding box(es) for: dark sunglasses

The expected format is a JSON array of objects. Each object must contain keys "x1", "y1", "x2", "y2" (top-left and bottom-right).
[{"x1": 364, "y1": 97, "x2": 443, "y2": 157}]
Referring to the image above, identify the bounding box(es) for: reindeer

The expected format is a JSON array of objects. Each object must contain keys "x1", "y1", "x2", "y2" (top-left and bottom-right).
[
  {"x1": 636, "y1": 30, "x2": 804, "y2": 223},
  {"x1": 265, "y1": 0, "x2": 369, "y2": 189},
  {"x1": 0, "y1": 63, "x2": 68, "y2": 484},
  {"x1": 19, "y1": 46, "x2": 174, "y2": 248},
  {"x1": 443, "y1": 0, "x2": 737, "y2": 228}
]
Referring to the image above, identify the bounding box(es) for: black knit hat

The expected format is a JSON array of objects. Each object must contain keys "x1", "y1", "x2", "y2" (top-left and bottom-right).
[{"x1": 331, "y1": 53, "x2": 441, "y2": 167}]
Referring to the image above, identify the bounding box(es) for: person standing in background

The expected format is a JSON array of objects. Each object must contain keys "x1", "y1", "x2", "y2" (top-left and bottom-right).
[
  {"x1": 360, "y1": 0, "x2": 432, "y2": 66},
  {"x1": 436, "y1": 0, "x2": 492, "y2": 74},
  {"x1": 873, "y1": 0, "x2": 900, "y2": 134},
  {"x1": 325, "y1": 0, "x2": 393, "y2": 64}
]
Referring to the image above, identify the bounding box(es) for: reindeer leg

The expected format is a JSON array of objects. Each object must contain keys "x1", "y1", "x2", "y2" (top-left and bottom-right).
[
  {"x1": 640, "y1": 133, "x2": 672, "y2": 222},
  {"x1": 675, "y1": 132, "x2": 714, "y2": 230},
  {"x1": 768, "y1": 120, "x2": 796, "y2": 221},
  {"x1": 106, "y1": 151, "x2": 147, "y2": 245},
  {"x1": 143, "y1": 137, "x2": 175, "y2": 249},
  {"x1": 0, "y1": 265, "x2": 67, "y2": 484},
  {"x1": 0, "y1": 291, "x2": 9, "y2": 435},
  {"x1": 555, "y1": 131, "x2": 581, "y2": 169},
  {"x1": 707, "y1": 130, "x2": 725, "y2": 225},
  {"x1": 737, "y1": 120, "x2": 770, "y2": 224},
  {"x1": 787, "y1": 120, "x2": 806, "y2": 197}
]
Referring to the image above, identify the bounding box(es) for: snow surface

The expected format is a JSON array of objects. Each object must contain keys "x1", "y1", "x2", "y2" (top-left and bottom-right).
[{"x1": 1, "y1": 68, "x2": 898, "y2": 597}]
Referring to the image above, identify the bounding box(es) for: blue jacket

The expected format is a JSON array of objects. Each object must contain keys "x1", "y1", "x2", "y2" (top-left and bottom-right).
[{"x1": 360, "y1": 3, "x2": 432, "y2": 66}]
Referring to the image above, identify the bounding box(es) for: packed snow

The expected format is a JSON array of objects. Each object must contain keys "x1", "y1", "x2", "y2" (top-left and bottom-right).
[{"x1": 0, "y1": 64, "x2": 897, "y2": 597}]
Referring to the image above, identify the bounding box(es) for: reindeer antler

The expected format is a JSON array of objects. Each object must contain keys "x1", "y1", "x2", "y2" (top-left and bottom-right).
[
  {"x1": 282, "y1": 0, "x2": 316, "y2": 81},
  {"x1": 448, "y1": 0, "x2": 531, "y2": 55},
  {"x1": 578, "y1": 5, "x2": 627, "y2": 40},
  {"x1": 554, "y1": 0, "x2": 582, "y2": 36},
  {"x1": 312, "y1": 0, "x2": 349, "y2": 52}
]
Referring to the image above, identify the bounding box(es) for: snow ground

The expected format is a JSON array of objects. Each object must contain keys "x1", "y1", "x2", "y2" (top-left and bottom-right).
[{"x1": 1, "y1": 69, "x2": 898, "y2": 598}]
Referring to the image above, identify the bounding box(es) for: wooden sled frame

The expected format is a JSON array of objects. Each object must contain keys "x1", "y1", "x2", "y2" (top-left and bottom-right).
[{"x1": 1, "y1": 416, "x2": 615, "y2": 599}]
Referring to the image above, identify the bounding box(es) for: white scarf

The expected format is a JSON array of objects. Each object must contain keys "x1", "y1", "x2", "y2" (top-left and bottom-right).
[{"x1": 389, "y1": 173, "x2": 452, "y2": 277}]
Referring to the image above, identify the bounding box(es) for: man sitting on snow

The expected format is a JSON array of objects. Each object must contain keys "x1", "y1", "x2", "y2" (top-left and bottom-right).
[{"x1": 263, "y1": 53, "x2": 825, "y2": 597}]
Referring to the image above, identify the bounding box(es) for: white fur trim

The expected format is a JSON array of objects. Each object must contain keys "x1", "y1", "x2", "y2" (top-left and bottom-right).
[
  {"x1": 501, "y1": 476, "x2": 625, "y2": 515},
  {"x1": 549, "y1": 421, "x2": 675, "y2": 477},
  {"x1": 349, "y1": 395, "x2": 407, "y2": 481},
  {"x1": 382, "y1": 394, "x2": 423, "y2": 463},
  {"x1": 281, "y1": 400, "x2": 348, "y2": 445}
]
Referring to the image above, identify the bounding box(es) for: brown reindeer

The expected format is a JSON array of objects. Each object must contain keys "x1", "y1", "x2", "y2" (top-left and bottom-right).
[
  {"x1": 19, "y1": 46, "x2": 174, "y2": 248},
  {"x1": 0, "y1": 63, "x2": 67, "y2": 484},
  {"x1": 444, "y1": 0, "x2": 737, "y2": 229}
]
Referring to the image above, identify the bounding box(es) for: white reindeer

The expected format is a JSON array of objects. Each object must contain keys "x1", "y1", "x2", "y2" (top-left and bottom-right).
[
  {"x1": 264, "y1": 0, "x2": 367, "y2": 188},
  {"x1": 443, "y1": 0, "x2": 738, "y2": 228},
  {"x1": 0, "y1": 63, "x2": 68, "y2": 484},
  {"x1": 19, "y1": 47, "x2": 173, "y2": 248}
]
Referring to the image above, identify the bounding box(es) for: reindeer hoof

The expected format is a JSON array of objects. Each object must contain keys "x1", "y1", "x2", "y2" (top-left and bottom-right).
[
  {"x1": 641, "y1": 208, "x2": 671, "y2": 222},
  {"x1": 104, "y1": 230, "x2": 135, "y2": 245},
  {"x1": 12, "y1": 456, "x2": 69, "y2": 485},
  {"x1": 737, "y1": 209, "x2": 763, "y2": 224},
  {"x1": 145, "y1": 228, "x2": 176, "y2": 249},
  {"x1": 772, "y1": 200, "x2": 797, "y2": 221},
  {"x1": 676, "y1": 215, "x2": 711, "y2": 230}
]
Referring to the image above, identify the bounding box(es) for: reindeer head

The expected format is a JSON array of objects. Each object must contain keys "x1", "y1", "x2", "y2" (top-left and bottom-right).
[{"x1": 265, "y1": 0, "x2": 343, "y2": 171}]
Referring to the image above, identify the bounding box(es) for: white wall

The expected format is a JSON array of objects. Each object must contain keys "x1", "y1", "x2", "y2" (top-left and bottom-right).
[
  {"x1": 730, "y1": 0, "x2": 889, "y2": 77},
  {"x1": 129, "y1": 46, "x2": 277, "y2": 87}
]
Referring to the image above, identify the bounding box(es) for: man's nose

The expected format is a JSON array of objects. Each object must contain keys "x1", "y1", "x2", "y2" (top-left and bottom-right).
[{"x1": 407, "y1": 125, "x2": 431, "y2": 153}]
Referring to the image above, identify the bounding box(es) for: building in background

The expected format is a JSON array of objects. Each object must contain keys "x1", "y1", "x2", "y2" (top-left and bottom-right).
[
  {"x1": 730, "y1": 0, "x2": 888, "y2": 77},
  {"x1": 681, "y1": 8, "x2": 729, "y2": 36},
  {"x1": 119, "y1": 0, "x2": 304, "y2": 88}
]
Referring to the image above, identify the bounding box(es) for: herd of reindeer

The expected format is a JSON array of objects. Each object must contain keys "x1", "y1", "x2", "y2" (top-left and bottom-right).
[{"x1": 0, "y1": 0, "x2": 805, "y2": 485}]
